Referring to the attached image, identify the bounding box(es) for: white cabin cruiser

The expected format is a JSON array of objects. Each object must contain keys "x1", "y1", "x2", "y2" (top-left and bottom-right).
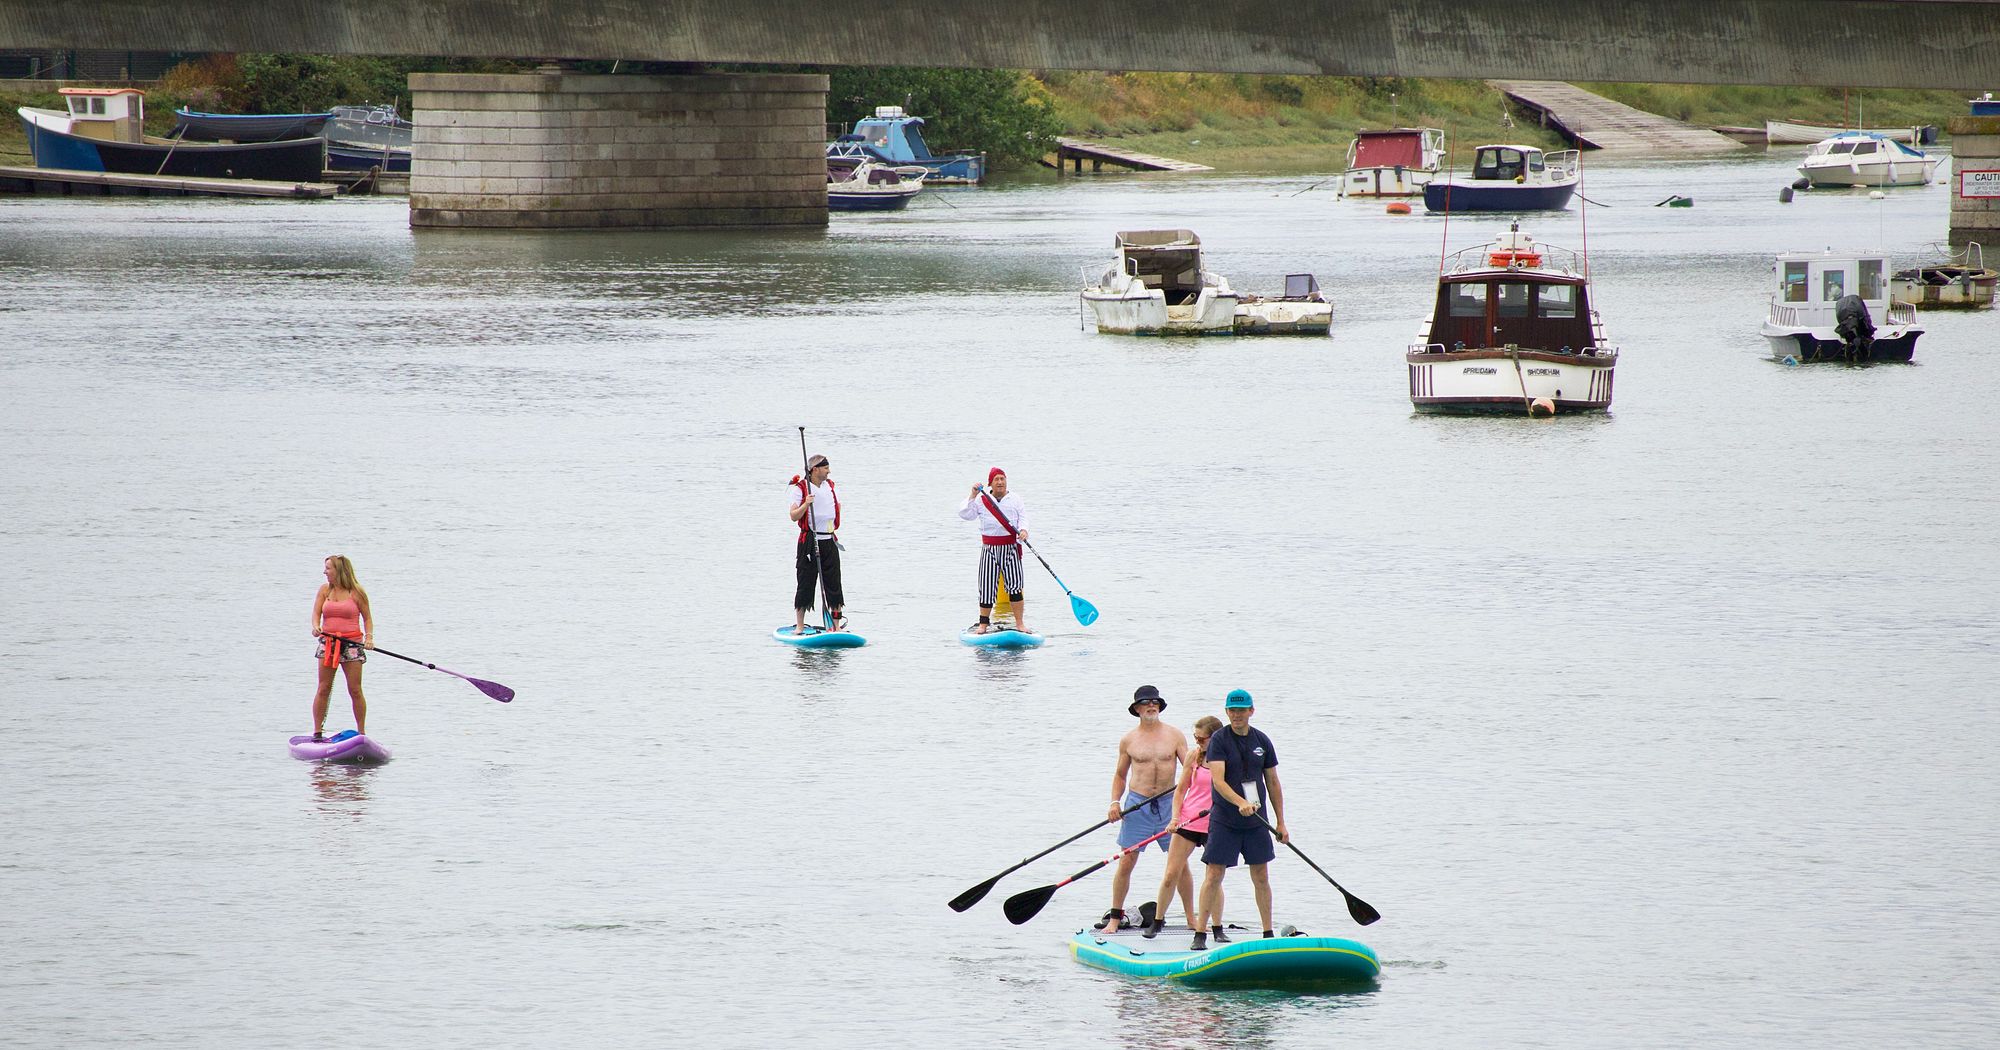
[
  {"x1": 1406, "y1": 225, "x2": 1616, "y2": 413},
  {"x1": 1080, "y1": 230, "x2": 1329, "y2": 336},
  {"x1": 1760, "y1": 250, "x2": 1923, "y2": 363},
  {"x1": 1797, "y1": 132, "x2": 1941, "y2": 188}
]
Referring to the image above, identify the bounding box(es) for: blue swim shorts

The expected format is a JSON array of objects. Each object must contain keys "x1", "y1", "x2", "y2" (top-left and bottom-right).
[
  {"x1": 1200, "y1": 819, "x2": 1276, "y2": 868},
  {"x1": 1116, "y1": 791, "x2": 1172, "y2": 851}
]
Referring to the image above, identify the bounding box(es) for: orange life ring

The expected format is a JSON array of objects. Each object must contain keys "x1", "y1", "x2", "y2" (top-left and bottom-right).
[{"x1": 1488, "y1": 250, "x2": 1543, "y2": 267}]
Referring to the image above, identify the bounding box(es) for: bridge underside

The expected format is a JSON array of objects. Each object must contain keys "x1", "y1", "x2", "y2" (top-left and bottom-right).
[{"x1": 0, "y1": 1, "x2": 1996, "y2": 88}]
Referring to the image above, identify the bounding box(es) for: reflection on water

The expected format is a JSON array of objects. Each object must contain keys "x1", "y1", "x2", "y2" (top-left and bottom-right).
[
  {"x1": 307, "y1": 762, "x2": 375, "y2": 818},
  {"x1": 1107, "y1": 977, "x2": 1375, "y2": 1050}
]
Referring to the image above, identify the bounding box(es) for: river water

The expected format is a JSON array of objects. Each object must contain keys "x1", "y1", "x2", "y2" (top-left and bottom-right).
[{"x1": 2, "y1": 151, "x2": 1995, "y2": 1049}]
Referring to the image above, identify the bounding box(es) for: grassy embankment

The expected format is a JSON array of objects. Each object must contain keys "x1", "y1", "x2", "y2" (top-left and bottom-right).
[
  {"x1": 1, "y1": 77, "x2": 1971, "y2": 174},
  {"x1": 1033, "y1": 73, "x2": 1974, "y2": 173}
]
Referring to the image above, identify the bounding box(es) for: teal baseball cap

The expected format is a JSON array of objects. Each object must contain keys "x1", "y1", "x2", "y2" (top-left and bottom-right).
[{"x1": 1224, "y1": 689, "x2": 1253, "y2": 709}]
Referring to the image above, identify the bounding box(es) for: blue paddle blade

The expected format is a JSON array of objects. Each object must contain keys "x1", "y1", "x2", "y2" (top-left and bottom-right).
[{"x1": 1071, "y1": 594, "x2": 1100, "y2": 626}]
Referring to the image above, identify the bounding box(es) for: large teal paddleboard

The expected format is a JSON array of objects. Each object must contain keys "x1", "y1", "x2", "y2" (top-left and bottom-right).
[
  {"x1": 960, "y1": 628, "x2": 1043, "y2": 649},
  {"x1": 773, "y1": 625, "x2": 866, "y2": 649},
  {"x1": 1068, "y1": 924, "x2": 1379, "y2": 987}
]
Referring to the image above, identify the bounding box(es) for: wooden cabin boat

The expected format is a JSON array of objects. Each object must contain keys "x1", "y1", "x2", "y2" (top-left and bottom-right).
[
  {"x1": 1891, "y1": 244, "x2": 1995, "y2": 309},
  {"x1": 1422, "y1": 144, "x2": 1579, "y2": 213},
  {"x1": 1338, "y1": 128, "x2": 1445, "y2": 198},
  {"x1": 1760, "y1": 250, "x2": 1924, "y2": 363},
  {"x1": 1407, "y1": 225, "x2": 1616, "y2": 413},
  {"x1": 18, "y1": 88, "x2": 325, "y2": 183}
]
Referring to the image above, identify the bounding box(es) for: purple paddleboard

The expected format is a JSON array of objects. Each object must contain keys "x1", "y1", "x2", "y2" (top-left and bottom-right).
[{"x1": 288, "y1": 729, "x2": 393, "y2": 764}]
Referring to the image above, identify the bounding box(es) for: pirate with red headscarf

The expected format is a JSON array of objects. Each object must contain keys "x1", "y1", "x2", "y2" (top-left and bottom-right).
[{"x1": 957, "y1": 467, "x2": 1030, "y2": 635}]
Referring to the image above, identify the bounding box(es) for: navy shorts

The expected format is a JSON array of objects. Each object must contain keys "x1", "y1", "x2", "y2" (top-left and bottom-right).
[
  {"x1": 1201, "y1": 820, "x2": 1275, "y2": 868},
  {"x1": 1116, "y1": 792, "x2": 1172, "y2": 851}
]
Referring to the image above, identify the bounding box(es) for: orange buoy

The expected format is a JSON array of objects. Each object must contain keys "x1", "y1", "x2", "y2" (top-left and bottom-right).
[
  {"x1": 1385, "y1": 201, "x2": 1412, "y2": 215},
  {"x1": 1529, "y1": 397, "x2": 1557, "y2": 417}
]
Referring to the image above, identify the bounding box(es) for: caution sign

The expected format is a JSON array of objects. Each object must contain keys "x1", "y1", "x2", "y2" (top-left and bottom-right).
[{"x1": 1962, "y1": 170, "x2": 2000, "y2": 198}]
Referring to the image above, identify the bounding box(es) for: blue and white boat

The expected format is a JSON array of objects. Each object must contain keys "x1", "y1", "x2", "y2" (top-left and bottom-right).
[
  {"x1": 827, "y1": 156, "x2": 923, "y2": 211},
  {"x1": 1796, "y1": 131, "x2": 1940, "y2": 188},
  {"x1": 19, "y1": 88, "x2": 326, "y2": 184},
  {"x1": 1423, "y1": 144, "x2": 1579, "y2": 213},
  {"x1": 827, "y1": 105, "x2": 985, "y2": 184}
]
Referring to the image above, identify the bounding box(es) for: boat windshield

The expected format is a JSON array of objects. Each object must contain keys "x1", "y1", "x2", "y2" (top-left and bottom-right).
[
  {"x1": 1827, "y1": 142, "x2": 1856, "y2": 154},
  {"x1": 1853, "y1": 141, "x2": 1877, "y2": 156},
  {"x1": 1539, "y1": 284, "x2": 1577, "y2": 318},
  {"x1": 1449, "y1": 283, "x2": 1487, "y2": 316}
]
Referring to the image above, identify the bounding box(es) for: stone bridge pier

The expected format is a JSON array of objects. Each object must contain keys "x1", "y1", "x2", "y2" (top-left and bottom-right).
[{"x1": 409, "y1": 70, "x2": 827, "y2": 229}]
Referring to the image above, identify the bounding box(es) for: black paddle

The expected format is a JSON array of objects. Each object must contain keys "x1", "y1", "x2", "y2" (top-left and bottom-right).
[
  {"x1": 353, "y1": 640, "x2": 515, "y2": 703},
  {"x1": 949, "y1": 786, "x2": 1174, "y2": 912},
  {"x1": 797, "y1": 426, "x2": 832, "y2": 632},
  {"x1": 1002, "y1": 812, "x2": 1205, "y2": 926},
  {"x1": 1259, "y1": 814, "x2": 1380, "y2": 926}
]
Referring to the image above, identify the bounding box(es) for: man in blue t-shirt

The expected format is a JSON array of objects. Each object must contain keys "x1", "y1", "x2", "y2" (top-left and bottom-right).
[{"x1": 1192, "y1": 688, "x2": 1287, "y2": 950}]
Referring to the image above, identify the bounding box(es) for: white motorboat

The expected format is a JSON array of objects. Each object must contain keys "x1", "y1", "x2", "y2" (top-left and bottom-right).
[
  {"x1": 1338, "y1": 127, "x2": 1445, "y2": 198},
  {"x1": 1759, "y1": 250, "x2": 1923, "y2": 363},
  {"x1": 1080, "y1": 230, "x2": 1330, "y2": 336},
  {"x1": 1080, "y1": 230, "x2": 1240, "y2": 335},
  {"x1": 1796, "y1": 132, "x2": 1941, "y2": 188},
  {"x1": 825, "y1": 155, "x2": 923, "y2": 211},
  {"x1": 1405, "y1": 224, "x2": 1617, "y2": 414},
  {"x1": 1765, "y1": 118, "x2": 1935, "y2": 146}
]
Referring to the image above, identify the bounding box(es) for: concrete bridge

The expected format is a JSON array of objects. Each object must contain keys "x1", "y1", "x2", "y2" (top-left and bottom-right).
[{"x1": 2, "y1": 0, "x2": 1997, "y2": 88}]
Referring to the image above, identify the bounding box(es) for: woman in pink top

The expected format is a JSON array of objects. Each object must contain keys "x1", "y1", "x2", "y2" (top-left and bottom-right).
[
  {"x1": 1142, "y1": 715, "x2": 1225, "y2": 939},
  {"x1": 310, "y1": 555, "x2": 374, "y2": 741}
]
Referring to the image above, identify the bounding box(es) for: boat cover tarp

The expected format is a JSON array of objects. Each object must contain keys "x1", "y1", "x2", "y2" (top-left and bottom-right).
[{"x1": 1351, "y1": 132, "x2": 1423, "y2": 168}]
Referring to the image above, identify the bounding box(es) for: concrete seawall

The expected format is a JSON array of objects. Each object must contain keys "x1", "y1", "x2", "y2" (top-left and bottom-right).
[{"x1": 409, "y1": 71, "x2": 827, "y2": 230}]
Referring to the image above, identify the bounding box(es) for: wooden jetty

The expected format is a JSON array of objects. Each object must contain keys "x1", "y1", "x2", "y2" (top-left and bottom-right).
[
  {"x1": 0, "y1": 165, "x2": 338, "y2": 199},
  {"x1": 1049, "y1": 137, "x2": 1212, "y2": 174},
  {"x1": 1488, "y1": 81, "x2": 1746, "y2": 156}
]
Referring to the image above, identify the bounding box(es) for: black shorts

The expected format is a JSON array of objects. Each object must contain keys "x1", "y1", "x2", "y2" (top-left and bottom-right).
[{"x1": 1175, "y1": 828, "x2": 1208, "y2": 847}]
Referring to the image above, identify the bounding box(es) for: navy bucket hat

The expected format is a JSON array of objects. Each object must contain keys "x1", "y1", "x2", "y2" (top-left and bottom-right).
[{"x1": 1129, "y1": 684, "x2": 1166, "y2": 716}]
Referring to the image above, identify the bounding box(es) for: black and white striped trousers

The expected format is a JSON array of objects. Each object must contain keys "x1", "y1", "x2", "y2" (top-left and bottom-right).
[{"x1": 978, "y1": 543, "x2": 1024, "y2": 606}]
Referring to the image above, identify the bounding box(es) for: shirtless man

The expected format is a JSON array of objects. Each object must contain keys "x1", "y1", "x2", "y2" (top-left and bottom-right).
[{"x1": 1096, "y1": 685, "x2": 1190, "y2": 934}]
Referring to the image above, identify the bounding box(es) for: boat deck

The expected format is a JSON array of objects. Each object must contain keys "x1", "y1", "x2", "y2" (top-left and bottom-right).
[
  {"x1": 1489, "y1": 81, "x2": 1746, "y2": 156},
  {"x1": 0, "y1": 165, "x2": 338, "y2": 199}
]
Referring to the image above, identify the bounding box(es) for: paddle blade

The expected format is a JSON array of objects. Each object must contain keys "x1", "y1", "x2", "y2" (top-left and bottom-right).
[
  {"x1": 466, "y1": 676, "x2": 515, "y2": 703},
  {"x1": 1345, "y1": 892, "x2": 1382, "y2": 926},
  {"x1": 1070, "y1": 594, "x2": 1100, "y2": 626},
  {"x1": 1001, "y1": 884, "x2": 1058, "y2": 926},
  {"x1": 949, "y1": 876, "x2": 1000, "y2": 913}
]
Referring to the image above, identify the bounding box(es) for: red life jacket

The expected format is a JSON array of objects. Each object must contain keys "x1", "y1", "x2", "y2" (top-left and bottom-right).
[{"x1": 792, "y1": 475, "x2": 839, "y2": 537}]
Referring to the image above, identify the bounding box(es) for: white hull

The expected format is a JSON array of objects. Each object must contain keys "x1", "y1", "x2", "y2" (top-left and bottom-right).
[
  {"x1": 1339, "y1": 165, "x2": 1436, "y2": 198},
  {"x1": 1234, "y1": 298, "x2": 1332, "y2": 334},
  {"x1": 1798, "y1": 155, "x2": 1941, "y2": 187},
  {"x1": 1766, "y1": 119, "x2": 1927, "y2": 146},
  {"x1": 1083, "y1": 289, "x2": 1240, "y2": 335},
  {"x1": 1405, "y1": 349, "x2": 1616, "y2": 412}
]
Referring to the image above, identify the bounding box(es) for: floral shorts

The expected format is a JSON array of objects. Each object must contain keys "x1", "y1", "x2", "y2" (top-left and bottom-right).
[{"x1": 315, "y1": 637, "x2": 367, "y2": 665}]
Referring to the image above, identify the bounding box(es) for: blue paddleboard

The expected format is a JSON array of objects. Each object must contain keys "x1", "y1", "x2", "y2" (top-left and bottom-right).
[
  {"x1": 960, "y1": 627, "x2": 1044, "y2": 649},
  {"x1": 1068, "y1": 924, "x2": 1379, "y2": 987},
  {"x1": 774, "y1": 625, "x2": 866, "y2": 649}
]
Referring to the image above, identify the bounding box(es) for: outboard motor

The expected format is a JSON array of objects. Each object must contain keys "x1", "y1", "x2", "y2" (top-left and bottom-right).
[{"x1": 1834, "y1": 293, "x2": 1875, "y2": 363}]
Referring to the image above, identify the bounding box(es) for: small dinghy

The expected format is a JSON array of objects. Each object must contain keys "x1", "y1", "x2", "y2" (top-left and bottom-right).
[
  {"x1": 960, "y1": 627, "x2": 1044, "y2": 649},
  {"x1": 288, "y1": 729, "x2": 392, "y2": 765},
  {"x1": 773, "y1": 625, "x2": 867, "y2": 649},
  {"x1": 1068, "y1": 923, "x2": 1379, "y2": 988}
]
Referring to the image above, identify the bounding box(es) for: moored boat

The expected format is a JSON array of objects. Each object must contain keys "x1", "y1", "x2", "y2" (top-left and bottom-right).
[
  {"x1": 19, "y1": 88, "x2": 326, "y2": 184},
  {"x1": 1081, "y1": 230, "x2": 1330, "y2": 336},
  {"x1": 827, "y1": 105, "x2": 985, "y2": 184},
  {"x1": 1760, "y1": 249, "x2": 1923, "y2": 363},
  {"x1": 1069, "y1": 923, "x2": 1380, "y2": 988},
  {"x1": 172, "y1": 108, "x2": 332, "y2": 142},
  {"x1": 1234, "y1": 273, "x2": 1333, "y2": 335},
  {"x1": 1796, "y1": 131, "x2": 1941, "y2": 188},
  {"x1": 1765, "y1": 118, "x2": 1936, "y2": 146},
  {"x1": 1406, "y1": 224, "x2": 1617, "y2": 413},
  {"x1": 826, "y1": 155, "x2": 923, "y2": 211},
  {"x1": 1422, "y1": 144, "x2": 1578, "y2": 212},
  {"x1": 1338, "y1": 127, "x2": 1445, "y2": 198}
]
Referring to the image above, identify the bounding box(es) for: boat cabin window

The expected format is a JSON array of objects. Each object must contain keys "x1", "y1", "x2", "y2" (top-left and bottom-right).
[
  {"x1": 1782, "y1": 262, "x2": 1809, "y2": 302},
  {"x1": 1827, "y1": 142, "x2": 1856, "y2": 154},
  {"x1": 1528, "y1": 152, "x2": 1545, "y2": 173},
  {"x1": 1473, "y1": 148, "x2": 1526, "y2": 180},
  {"x1": 1852, "y1": 141, "x2": 1877, "y2": 156},
  {"x1": 1449, "y1": 283, "x2": 1488, "y2": 316},
  {"x1": 1822, "y1": 268, "x2": 1846, "y2": 301},
  {"x1": 904, "y1": 124, "x2": 931, "y2": 158},
  {"x1": 1496, "y1": 283, "x2": 1532, "y2": 318},
  {"x1": 1537, "y1": 284, "x2": 1578, "y2": 318},
  {"x1": 1858, "y1": 259, "x2": 1884, "y2": 298}
]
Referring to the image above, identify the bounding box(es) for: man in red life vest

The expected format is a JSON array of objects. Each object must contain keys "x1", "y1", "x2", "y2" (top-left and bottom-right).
[
  {"x1": 788, "y1": 454, "x2": 846, "y2": 634},
  {"x1": 957, "y1": 467, "x2": 1029, "y2": 635}
]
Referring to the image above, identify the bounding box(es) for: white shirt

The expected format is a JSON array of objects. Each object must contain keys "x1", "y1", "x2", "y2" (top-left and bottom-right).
[
  {"x1": 790, "y1": 480, "x2": 837, "y2": 536},
  {"x1": 959, "y1": 490, "x2": 1027, "y2": 538}
]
